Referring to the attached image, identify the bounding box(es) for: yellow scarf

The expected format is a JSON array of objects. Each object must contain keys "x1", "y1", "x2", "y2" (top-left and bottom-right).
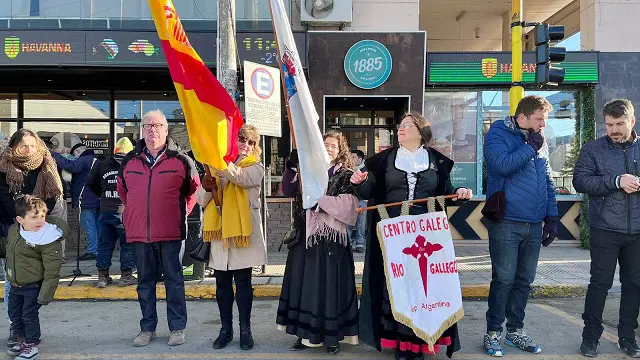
[{"x1": 203, "y1": 155, "x2": 256, "y2": 248}]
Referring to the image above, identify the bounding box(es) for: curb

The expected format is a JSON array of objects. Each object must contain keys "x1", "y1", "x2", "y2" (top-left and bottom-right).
[{"x1": 0, "y1": 283, "x2": 587, "y2": 301}]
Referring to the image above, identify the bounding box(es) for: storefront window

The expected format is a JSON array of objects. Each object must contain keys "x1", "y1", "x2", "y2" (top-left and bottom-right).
[
  {"x1": 374, "y1": 128, "x2": 393, "y2": 153},
  {"x1": 0, "y1": 122, "x2": 18, "y2": 141},
  {"x1": 424, "y1": 92, "x2": 479, "y2": 193},
  {"x1": 115, "y1": 92, "x2": 182, "y2": 120},
  {"x1": 0, "y1": 93, "x2": 17, "y2": 119},
  {"x1": 24, "y1": 92, "x2": 110, "y2": 119},
  {"x1": 23, "y1": 121, "x2": 111, "y2": 159},
  {"x1": 480, "y1": 90, "x2": 579, "y2": 195}
]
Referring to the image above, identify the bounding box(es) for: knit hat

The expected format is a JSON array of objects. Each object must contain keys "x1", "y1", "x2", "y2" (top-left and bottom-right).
[
  {"x1": 70, "y1": 142, "x2": 85, "y2": 155},
  {"x1": 114, "y1": 137, "x2": 134, "y2": 155}
]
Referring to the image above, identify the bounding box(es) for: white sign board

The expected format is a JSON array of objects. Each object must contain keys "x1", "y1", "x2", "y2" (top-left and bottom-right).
[
  {"x1": 243, "y1": 61, "x2": 282, "y2": 137},
  {"x1": 377, "y1": 211, "x2": 464, "y2": 348}
]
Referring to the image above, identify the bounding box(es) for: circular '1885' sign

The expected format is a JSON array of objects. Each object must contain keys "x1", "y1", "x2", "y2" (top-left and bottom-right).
[{"x1": 344, "y1": 40, "x2": 393, "y2": 90}]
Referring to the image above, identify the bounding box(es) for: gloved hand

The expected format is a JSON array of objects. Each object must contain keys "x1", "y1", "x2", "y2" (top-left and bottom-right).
[
  {"x1": 286, "y1": 149, "x2": 299, "y2": 170},
  {"x1": 201, "y1": 174, "x2": 217, "y2": 192},
  {"x1": 527, "y1": 130, "x2": 545, "y2": 152},
  {"x1": 542, "y1": 216, "x2": 558, "y2": 247}
]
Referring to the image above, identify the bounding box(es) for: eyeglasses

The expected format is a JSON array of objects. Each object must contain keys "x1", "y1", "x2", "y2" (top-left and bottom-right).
[
  {"x1": 142, "y1": 123, "x2": 166, "y2": 131},
  {"x1": 397, "y1": 122, "x2": 415, "y2": 130},
  {"x1": 238, "y1": 136, "x2": 256, "y2": 146}
]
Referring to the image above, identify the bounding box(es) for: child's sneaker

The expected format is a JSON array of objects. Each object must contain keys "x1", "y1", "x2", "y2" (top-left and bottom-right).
[
  {"x1": 14, "y1": 343, "x2": 38, "y2": 360},
  {"x1": 483, "y1": 331, "x2": 504, "y2": 357},
  {"x1": 7, "y1": 343, "x2": 22, "y2": 356},
  {"x1": 505, "y1": 329, "x2": 541, "y2": 354}
]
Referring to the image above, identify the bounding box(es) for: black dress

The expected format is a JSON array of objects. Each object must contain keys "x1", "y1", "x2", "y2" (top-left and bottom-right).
[
  {"x1": 276, "y1": 166, "x2": 359, "y2": 348},
  {"x1": 356, "y1": 147, "x2": 462, "y2": 358}
]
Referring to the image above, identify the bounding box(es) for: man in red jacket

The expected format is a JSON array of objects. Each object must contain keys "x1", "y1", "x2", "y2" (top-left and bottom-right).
[{"x1": 117, "y1": 110, "x2": 200, "y2": 347}]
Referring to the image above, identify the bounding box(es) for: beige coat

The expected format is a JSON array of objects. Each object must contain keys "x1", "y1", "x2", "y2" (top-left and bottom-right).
[{"x1": 197, "y1": 161, "x2": 267, "y2": 271}]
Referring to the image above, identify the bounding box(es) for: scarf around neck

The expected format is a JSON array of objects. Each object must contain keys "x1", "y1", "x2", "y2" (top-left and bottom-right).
[
  {"x1": 203, "y1": 155, "x2": 257, "y2": 248},
  {"x1": 0, "y1": 143, "x2": 63, "y2": 201}
]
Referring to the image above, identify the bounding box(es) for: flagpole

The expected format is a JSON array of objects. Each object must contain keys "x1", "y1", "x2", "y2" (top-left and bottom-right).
[
  {"x1": 356, "y1": 195, "x2": 459, "y2": 213},
  {"x1": 268, "y1": 0, "x2": 301, "y2": 191}
]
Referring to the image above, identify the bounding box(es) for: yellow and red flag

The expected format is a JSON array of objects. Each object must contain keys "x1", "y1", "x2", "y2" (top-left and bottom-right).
[{"x1": 148, "y1": 0, "x2": 243, "y2": 170}]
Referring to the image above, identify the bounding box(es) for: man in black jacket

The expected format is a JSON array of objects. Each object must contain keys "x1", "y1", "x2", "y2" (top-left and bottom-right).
[
  {"x1": 87, "y1": 137, "x2": 136, "y2": 288},
  {"x1": 573, "y1": 99, "x2": 640, "y2": 358}
]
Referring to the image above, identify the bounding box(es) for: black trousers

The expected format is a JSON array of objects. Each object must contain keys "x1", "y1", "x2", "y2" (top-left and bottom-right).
[
  {"x1": 9, "y1": 283, "x2": 42, "y2": 345},
  {"x1": 583, "y1": 227, "x2": 640, "y2": 340},
  {"x1": 214, "y1": 268, "x2": 253, "y2": 327}
]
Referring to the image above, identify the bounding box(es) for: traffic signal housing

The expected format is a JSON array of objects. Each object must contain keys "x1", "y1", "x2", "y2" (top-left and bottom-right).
[{"x1": 534, "y1": 24, "x2": 566, "y2": 85}]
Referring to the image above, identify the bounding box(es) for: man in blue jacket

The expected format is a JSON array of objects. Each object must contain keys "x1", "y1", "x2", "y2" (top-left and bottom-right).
[
  {"x1": 573, "y1": 99, "x2": 640, "y2": 358},
  {"x1": 52, "y1": 143, "x2": 100, "y2": 260},
  {"x1": 482, "y1": 95, "x2": 558, "y2": 357}
]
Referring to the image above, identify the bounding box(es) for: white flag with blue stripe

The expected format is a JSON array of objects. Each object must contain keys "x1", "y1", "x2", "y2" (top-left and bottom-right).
[{"x1": 270, "y1": 0, "x2": 330, "y2": 209}]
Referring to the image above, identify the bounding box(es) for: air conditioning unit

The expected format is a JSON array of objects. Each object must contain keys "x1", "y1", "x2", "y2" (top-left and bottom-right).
[{"x1": 300, "y1": 0, "x2": 352, "y2": 24}]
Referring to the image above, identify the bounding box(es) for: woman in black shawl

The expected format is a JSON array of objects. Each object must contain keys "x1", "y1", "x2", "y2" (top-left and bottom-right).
[
  {"x1": 351, "y1": 112, "x2": 472, "y2": 360},
  {"x1": 276, "y1": 131, "x2": 360, "y2": 354}
]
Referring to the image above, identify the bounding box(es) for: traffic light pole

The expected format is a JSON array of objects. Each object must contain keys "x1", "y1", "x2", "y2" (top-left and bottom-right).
[{"x1": 510, "y1": 0, "x2": 524, "y2": 115}]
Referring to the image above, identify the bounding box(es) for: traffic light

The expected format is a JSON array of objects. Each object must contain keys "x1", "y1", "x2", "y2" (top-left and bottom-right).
[{"x1": 534, "y1": 24, "x2": 566, "y2": 85}]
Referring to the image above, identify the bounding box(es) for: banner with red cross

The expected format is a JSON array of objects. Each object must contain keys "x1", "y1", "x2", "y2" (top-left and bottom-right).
[{"x1": 376, "y1": 199, "x2": 464, "y2": 349}]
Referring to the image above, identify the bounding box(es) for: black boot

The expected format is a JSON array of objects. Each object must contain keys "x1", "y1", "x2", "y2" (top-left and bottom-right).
[
  {"x1": 239, "y1": 320, "x2": 254, "y2": 350},
  {"x1": 213, "y1": 271, "x2": 234, "y2": 349},
  {"x1": 290, "y1": 337, "x2": 307, "y2": 351},
  {"x1": 236, "y1": 268, "x2": 254, "y2": 350}
]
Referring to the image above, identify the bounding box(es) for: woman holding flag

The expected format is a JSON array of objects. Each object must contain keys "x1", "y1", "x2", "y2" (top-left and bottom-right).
[
  {"x1": 276, "y1": 131, "x2": 359, "y2": 355},
  {"x1": 350, "y1": 112, "x2": 472, "y2": 360},
  {"x1": 198, "y1": 125, "x2": 267, "y2": 351}
]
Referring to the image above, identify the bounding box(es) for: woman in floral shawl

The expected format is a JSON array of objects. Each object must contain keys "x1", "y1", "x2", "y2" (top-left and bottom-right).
[{"x1": 276, "y1": 131, "x2": 359, "y2": 355}]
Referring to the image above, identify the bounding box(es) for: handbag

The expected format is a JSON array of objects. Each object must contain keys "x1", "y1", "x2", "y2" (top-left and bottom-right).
[{"x1": 189, "y1": 236, "x2": 211, "y2": 262}]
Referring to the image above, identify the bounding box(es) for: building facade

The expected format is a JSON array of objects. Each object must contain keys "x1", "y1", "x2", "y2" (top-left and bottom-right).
[{"x1": 2, "y1": 0, "x2": 633, "y2": 249}]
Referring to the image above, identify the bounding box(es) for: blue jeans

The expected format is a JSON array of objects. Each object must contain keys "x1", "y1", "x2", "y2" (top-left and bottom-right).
[
  {"x1": 350, "y1": 200, "x2": 367, "y2": 248},
  {"x1": 97, "y1": 212, "x2": 134, "y2": 272},
  {"x1": 486, "y1": 220, "x2": 542, "y2": 333},
  {"x1": 131, "y1": 240, "x2": 187, "y2": 332},
  {"x1": 80, "y1": 208, "x2": 100, "y2": 255},
  {"x1": 8, "y1": 283, "x2": 42, "y2": 345}
]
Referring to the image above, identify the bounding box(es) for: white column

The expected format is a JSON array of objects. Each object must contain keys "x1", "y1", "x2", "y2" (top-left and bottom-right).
[{"x1": 580, "y1": 0, "x2": 640, "y2": 51}]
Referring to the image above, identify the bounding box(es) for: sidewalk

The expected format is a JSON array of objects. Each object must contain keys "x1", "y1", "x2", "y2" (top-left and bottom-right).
[{"x1": 1, "y1": 244, "x2": 610, "y2": 300}]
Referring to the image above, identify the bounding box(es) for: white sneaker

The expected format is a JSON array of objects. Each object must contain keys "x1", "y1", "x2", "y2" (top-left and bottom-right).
[{"x1": 14, "y1": 343, "x2": 38, "y2": 360}]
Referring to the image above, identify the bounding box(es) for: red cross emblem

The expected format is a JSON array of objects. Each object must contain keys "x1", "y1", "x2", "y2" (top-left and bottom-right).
[{"x1": 402, "y1": 235, "x2": 443, "y2": 297}]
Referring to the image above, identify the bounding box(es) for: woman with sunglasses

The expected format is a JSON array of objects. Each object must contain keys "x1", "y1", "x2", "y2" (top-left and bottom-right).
[
  {"x1": 276, "y1": 131, "x2": 359, "y2": 355},
  {"x1": 350, "y1": 112, "x2": 472, "y2": 360},
  {"x1": 199, "y1": 125, "x2": 267, "y2": 351}
]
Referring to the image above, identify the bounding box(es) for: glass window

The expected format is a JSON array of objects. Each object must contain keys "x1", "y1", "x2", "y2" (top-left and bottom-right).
[
  {"x1": 24, "y1": 92, "x2": 110, "y2": 119},
  {"x1": 115, "y1": 92, "x2": 182, "y2": 120},
  {"x1": 23, "y1": 121, "x2": 111, "y2": 160},
  {"x1": 3, "y1": 0, "x2": 288, "y2": 21},
  {"x1": 374, "y1": 128, "x2": 393, "y2": 153},
  {"x1": 0, "y1": 93, "x2": 17, "y2": 119},
  {"x1": 479, "y1": 90, "x2": 579, "y2": 195},
  {"x1": 0, "y1": 122, "x2": 18, "y2": 141},
  {"x1": 424, "y1": 91, "x2": 479, "y2": 193}
]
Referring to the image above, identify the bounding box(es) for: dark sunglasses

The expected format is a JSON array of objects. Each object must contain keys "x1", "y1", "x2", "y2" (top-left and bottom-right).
[{"x1": 238, "y1": 136, "x2": 256, "y2": 146}]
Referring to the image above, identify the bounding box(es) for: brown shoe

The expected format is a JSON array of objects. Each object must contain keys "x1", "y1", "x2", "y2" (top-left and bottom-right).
[
  {"x1": 95, "y1": 269, "x2": 113, "y2": 288},
  {"x1": 119, "y1": 269, "x2": 137, "y2": 287}
]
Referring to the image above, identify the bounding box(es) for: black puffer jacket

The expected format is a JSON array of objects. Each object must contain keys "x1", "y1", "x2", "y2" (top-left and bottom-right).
[
  {"x1": 0, "y1": 169, "x2": 57, "y2": 238},
  {"x1": 573, "y1": 132, "x2": 640, "y2": 234}
]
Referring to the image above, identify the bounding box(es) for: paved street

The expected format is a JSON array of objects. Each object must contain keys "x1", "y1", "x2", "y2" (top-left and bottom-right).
[{"x1": 0, "y1": 295, "x2": 634, "y2": 360}]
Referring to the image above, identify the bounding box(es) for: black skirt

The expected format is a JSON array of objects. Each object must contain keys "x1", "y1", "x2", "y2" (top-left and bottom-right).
[{"x1": 276, "y1": 235, "x2": 359, "y2": 347}]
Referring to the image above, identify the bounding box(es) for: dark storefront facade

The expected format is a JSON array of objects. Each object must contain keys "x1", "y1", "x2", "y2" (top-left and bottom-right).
[{"x1": 1, "y1": 26, "x2": 604, "y2": 244}]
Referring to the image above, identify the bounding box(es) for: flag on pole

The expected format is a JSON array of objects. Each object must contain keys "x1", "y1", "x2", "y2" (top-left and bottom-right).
[
  {"x1": 269, "y1": 0, "x2": 331, "y2": 209},
  {"x1": 148, "y1": 0, "x2": 243, "y2": 170}
]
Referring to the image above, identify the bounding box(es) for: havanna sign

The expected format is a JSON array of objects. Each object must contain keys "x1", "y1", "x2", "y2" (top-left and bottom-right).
[
  {"x1": 428, "y1": 51, "x2": 599, "y2": 85},
  {"x1": 4, "y1": 36, "x2": 73, "y2": 59},
  {"x1": 0, "y1": 31, "x2": 85, "y2": 65}
]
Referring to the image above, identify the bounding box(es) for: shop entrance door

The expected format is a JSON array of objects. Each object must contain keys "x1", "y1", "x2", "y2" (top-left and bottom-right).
[{"x1": 324, "y1": 96, "x2": 410, "y2": 159}]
